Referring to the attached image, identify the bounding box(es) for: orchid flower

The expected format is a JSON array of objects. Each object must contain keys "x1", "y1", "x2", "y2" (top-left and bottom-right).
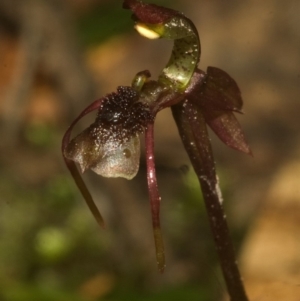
[{"x1": 62, "y1": 1, "x2": 250, "y2": 300}]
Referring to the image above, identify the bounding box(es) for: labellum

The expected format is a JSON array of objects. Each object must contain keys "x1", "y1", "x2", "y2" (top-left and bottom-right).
[
  {"x1": 64, "y1": 86, "x2": 152, "y2": 180},
  {"x1": 64, "y1": 126, "x2": 141, "y2": 180}
]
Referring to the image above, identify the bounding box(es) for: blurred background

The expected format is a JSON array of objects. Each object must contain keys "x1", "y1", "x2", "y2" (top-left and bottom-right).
[{"x1": 0, "y1": 0, "x2": 299, "y2": 300}]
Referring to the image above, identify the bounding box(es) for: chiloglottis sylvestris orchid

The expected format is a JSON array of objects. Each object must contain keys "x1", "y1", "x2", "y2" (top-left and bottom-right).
[{"x1": 62, "y1": 1, "x2": 251, "y2": 300}]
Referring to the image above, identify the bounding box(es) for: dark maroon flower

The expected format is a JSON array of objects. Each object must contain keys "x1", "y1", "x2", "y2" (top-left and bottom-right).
[{"x1": 62, "y1": 1, "x2": 250, "y2": 300}]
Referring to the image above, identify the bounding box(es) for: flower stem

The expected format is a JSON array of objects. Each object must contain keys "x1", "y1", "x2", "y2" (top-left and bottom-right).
[{"x1": 172, "y1": 102, "x2": 249, "y2": 301}]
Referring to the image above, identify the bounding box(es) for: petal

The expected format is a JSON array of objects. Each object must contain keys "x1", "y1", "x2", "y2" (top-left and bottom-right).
[
  {"x1": 185, "y1": 68, "x2": 251, "y2": 154},
  {"x1": 204, "y1": 110, "x2": 252, "y2": 155},
  {"x1": 206, "y1": 66, "x2": 243, "y2": 110},
  {"x1": 187, "y1": 67, "x2": 243, "y2": 112}
]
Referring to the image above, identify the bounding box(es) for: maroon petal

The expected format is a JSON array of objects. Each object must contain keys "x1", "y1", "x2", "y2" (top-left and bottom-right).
[
  {"x1": 123, "y1": 0, "x2": 180, "y2": 24},
  {"x1": 187, "y1": 67, "x2": 243, "y2": 112},
  {"x1": 204, "y1": 110, "x2": 252, "y2": 155}
]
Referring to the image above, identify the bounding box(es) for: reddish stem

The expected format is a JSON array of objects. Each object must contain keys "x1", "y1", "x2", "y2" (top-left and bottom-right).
[{"x1": 145, "y1": 122, "x2": 165, "y2": 272}]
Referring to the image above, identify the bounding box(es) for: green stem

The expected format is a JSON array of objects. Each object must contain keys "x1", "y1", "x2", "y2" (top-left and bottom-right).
[{"x1": 158, "y1": 16, "x2": 200, "y2": 92}]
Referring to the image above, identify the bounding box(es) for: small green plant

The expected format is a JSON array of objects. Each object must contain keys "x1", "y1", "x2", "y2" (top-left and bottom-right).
[{"x1": 62, "y1": 1, "x2": 251, "y2": 300}]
